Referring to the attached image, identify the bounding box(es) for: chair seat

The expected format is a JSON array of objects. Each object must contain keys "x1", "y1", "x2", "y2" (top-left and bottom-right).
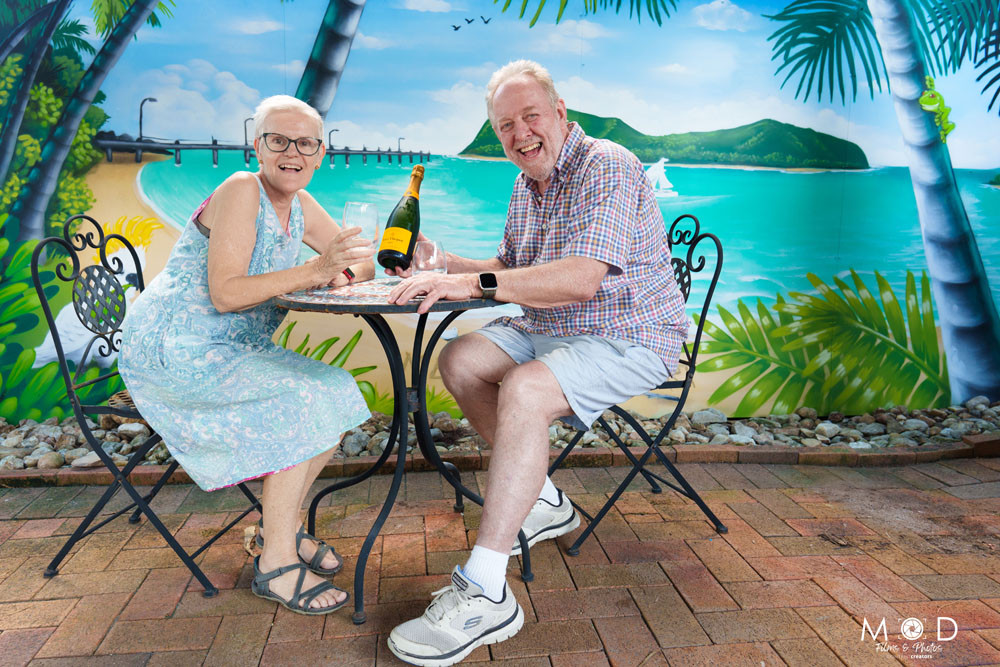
[{"x1": 107, "y1": 389, "x2": 147, "y2": 425}]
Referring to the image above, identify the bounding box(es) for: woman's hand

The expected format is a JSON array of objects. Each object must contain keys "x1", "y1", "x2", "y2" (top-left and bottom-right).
[
  {"x1": 312, "y1": 226, "x2": 374, "y2": 283},
  {"x1": 382, "y1": 231, "x2": 433, "y2": 278}
]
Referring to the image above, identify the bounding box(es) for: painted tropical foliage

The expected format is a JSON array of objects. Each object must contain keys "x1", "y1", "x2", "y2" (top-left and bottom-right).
[
  {"x1": 503, "y1": 0, "x2": 1000, "y2": 404},
  {"x1": 696, "y1": 270, "x2": 948, "y2": 416},
  {"x1": 0, "y1": 1, "x2": 173, "y2": 423},
  {"x1": 2, "y1": 0, "x2": 173, "y2": 243}
]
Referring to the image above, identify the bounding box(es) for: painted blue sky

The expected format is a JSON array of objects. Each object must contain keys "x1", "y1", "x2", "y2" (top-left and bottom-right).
[{"x1": 72, "y1": 0, "x2": 1000, "y2": 168}]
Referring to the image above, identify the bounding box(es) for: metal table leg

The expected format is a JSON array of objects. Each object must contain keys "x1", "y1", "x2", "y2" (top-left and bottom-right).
[{"x1": 410, "y1": 312, "x2": 533, "y2": 582}]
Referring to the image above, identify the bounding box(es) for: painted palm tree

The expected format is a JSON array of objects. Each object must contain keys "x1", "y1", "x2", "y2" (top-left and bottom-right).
[
  {"x1": 0, "y1": 0, "x2": 72, "y2": 187},
  {"x1": 764, "y1": 0, "x2": 1000, "y2": 402},
  {"x1": 9, "y1": 0, "x2": 168, "y2": 244},
  {"x1": 499, "y1": 0, "x2": 1000, "y2": 403},
  {"x1": 295, "y1": 0, "x2": 367, "y2": 118}
]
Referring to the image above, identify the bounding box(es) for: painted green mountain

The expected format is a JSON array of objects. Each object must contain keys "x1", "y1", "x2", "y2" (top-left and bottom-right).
[{"x1": 459, "y1": 111, "x2": 869, "y2": 170}]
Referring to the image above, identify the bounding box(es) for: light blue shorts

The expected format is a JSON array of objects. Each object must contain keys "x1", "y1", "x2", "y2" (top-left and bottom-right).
[{"x1": 474, "y1": 326, "x2": 670, "y2": 431}]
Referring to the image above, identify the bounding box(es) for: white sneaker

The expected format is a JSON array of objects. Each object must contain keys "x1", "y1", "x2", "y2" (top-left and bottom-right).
[
  {"x1": 510, "y1": 489, "x2": 581, "y2": 555},
  {"x1": 387, "y1": 567, "x2": 524, "y2": 666}
]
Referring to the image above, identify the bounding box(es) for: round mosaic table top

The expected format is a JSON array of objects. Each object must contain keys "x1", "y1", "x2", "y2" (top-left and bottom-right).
[{"x1": 276, "y1": 276, "x2": 497, "y2": 314}]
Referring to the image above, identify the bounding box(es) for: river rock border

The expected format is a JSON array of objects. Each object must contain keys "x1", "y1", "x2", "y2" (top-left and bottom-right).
[{"x1": 0, "y1": 397, "x2": 998, "y2": 487}]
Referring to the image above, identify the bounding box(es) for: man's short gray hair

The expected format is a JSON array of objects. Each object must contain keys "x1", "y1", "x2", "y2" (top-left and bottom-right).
[
  {"x1": 486, "y1": 60, "x2": 560, "y2": 124},
  {"x1": 252, "y1": 95, "x2": 323, "y2": 139}
]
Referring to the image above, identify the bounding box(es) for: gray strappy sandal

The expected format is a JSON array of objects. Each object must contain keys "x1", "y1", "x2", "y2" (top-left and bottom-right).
[
  {"x1": 250, "y1": 556, "x2": 349, "y2": 616},
  {"x1": 255, "y1": 520, "x2": 343, "y2": 576}
]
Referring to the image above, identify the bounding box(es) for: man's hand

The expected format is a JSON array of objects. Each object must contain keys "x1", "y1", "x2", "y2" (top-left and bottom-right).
[
  {"x1": 388, "y1": 272, "x2": 477, "y2": 314},
  {"x1": 382, "y1": 231, "x2": 433, "y2": 278}
]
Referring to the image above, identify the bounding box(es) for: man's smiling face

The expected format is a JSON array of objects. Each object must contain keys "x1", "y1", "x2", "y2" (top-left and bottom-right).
[{"x1": 491, "y1": 75, "x2": 569, "y2": 190}]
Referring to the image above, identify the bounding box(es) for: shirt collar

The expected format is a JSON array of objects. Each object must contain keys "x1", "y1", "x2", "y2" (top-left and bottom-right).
[{"x1": 522, "y1": 121, "x2": 585, "y2": 195}]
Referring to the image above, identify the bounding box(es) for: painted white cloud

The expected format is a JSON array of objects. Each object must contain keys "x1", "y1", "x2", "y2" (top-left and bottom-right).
[
  {"x1": 650, "y1": 40, "x2": 739, "y2": 82},
  {"x1": 354, "y1": 31, "x2": 392, "y2": 50},
  {"x1": 233, "y1": 19, "x2": 283, "y2": 35},
  {"x1": 692, "y1": 0, "x2": 754, "y2": 31},
  {"x1": 458, "y1": 62, "x2": 500, "y2": 82},
  {"x1": 271, "y1": 60, "x2": 306, "y2": 78},
  {"x1": 327, "y1": 80, "x2": 487, "y2": 156},
  {"x1": 657, "y1": 63, "x2": 690, "y2": 75},
  {"x1": 124, "y1": 59, "x2": 261, "y2": 143},
  {"x1": 531, "y1": 19, "x2": 613, "y2": 55},
  {"x1": 401, "y1": 0, "x2": 452, "y2": 11}
]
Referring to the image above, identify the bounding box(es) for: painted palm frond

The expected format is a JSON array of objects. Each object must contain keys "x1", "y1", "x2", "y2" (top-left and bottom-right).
[
  {"x1": 921, "y1": 0, "x2": 1000, "y2": 72},
  {"x1": 53, "y1": 19, "x2": 97, "y2": 56},
  {"x1": 975, "y1": 19, "x2": 1000, "y2": 112},
  {"x1": 697, "y1": 270, "x2": 949, "y2": 416},
  {"x1": 495, "y1": 0, "x2": 677, "y2": 27},
  {"x1": 694, "y1": 299, "x2": 831, "y2": 416},
  {"x1": 773, "y1": 270, "x2": 948, "y2": 411},
  {"x1": 89, "y1": 0, "x2": 174, "y2": 37},
  {"x1": 765, "y1": 0, "x2": 891, "y2": 103}
]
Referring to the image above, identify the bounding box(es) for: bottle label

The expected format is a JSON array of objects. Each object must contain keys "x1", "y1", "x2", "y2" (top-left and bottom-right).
[{"x1": 380, "y1": 227, "x2": 412, "y2": 254}]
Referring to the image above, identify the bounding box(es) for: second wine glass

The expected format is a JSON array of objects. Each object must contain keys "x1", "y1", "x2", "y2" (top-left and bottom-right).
[{"x1": 412, "y1": 240, "x2": 447, "y2": 275}]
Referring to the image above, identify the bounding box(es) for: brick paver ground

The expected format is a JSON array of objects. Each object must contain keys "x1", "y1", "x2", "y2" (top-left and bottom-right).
[{"x1": 3, "y1": 459, "x2": 1000, "y2": 665}]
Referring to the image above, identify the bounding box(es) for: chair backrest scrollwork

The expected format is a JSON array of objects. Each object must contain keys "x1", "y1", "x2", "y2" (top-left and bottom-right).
[
  {"x1": 31, "y1": 215, "x2": 144, "y2": 401},
  {"x1": 666, "y1": 214, "x2": 724, "y2": 376}
]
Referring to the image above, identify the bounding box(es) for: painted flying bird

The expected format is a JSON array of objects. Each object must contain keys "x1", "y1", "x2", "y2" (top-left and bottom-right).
[
  {"x1": 451, "y1": 24, "x2": 461, "y2": 30},
  {"x1": 481, "y1": 16, "x2": 491, "y2": 24},
  {"x1": 464, "y1": 17, "x2": 475, "y2": 23}
]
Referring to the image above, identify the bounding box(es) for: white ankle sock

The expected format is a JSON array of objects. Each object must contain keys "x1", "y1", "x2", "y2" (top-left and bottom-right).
[
  {"x1": 538, "y1": 476, "x2": 560, "y2": 505},
  {"x1": 462, "y1": 545, "x2": 508, "y2": 602}
]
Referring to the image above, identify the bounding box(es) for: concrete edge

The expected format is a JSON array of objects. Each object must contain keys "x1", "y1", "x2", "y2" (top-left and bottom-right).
[{"x1": 0, "y1": 434, "x2": 996, "y2": 488}]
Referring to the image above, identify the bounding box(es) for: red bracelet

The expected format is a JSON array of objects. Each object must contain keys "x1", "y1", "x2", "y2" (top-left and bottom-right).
[{"x1": 342, "y1": 267, "x2": 355, "y2": 282}]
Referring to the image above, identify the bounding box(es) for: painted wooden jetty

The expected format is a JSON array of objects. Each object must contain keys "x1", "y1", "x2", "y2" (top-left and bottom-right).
[{"x1": 92, "y1": 138, "x2": 431, "y2": 167}]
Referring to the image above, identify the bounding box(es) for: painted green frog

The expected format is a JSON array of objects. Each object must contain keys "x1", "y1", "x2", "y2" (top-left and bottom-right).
[{"x1": 919, "y1": 76, "x2": 955, "y2": 143}]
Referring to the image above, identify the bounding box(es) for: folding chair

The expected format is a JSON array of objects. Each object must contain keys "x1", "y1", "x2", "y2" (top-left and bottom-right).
[
  {"x1": 549, "y1": 213, "x2": 728, "y2": 555},
  {"x1": 31, "y1": 214, "x2": 260, "y2": 597}
]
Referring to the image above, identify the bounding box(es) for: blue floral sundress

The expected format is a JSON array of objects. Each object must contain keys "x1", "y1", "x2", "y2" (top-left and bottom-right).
[{"x1": 119, "y1": 173, "x2": 370, "y2": 491}]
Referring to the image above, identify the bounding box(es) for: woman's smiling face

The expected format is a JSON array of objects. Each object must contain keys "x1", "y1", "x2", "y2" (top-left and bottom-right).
[{"x1": 254, "y1": 109, "x2": 323, "y2": 193}]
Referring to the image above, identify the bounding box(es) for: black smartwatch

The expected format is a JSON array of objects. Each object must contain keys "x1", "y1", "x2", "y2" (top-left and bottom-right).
[{"x1": 478, "y1": 272, "x2": 498, "y2": 300}]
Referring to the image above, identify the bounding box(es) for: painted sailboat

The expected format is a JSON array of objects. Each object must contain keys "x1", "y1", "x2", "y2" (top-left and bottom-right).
[{"x1": 645, "y1": 158, "x2": 678, "y2": 198}]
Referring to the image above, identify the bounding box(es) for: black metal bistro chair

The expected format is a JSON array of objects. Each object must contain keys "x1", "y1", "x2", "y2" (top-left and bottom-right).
[
  {"x1": 31, "y1": 214, "x2": 260, "y2": 597},
  {"x1": 549, "y1": 214, "x2": 728, "y2": 555}
]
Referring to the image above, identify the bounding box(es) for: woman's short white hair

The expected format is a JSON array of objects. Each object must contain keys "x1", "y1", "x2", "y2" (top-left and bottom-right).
[
  {"x1": 252, "y1": 95, "x2": 323, "y2": 139},
  {"x1": 486, "y1": 60, "x2": 560, "y2": 124}
]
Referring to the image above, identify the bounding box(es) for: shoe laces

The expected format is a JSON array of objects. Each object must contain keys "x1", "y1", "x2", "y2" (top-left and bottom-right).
[{"x1": 424, "y1": 584, "x2": 472, "y2": 624}]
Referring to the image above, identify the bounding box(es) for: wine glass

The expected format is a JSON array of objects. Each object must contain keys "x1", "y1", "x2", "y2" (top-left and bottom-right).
[
  {"x1": 343, "y1": 201, "x2": 379, "y2": 250},
  {"x1": 412, "y1": 241, "x2": 447, "y2": 275}
]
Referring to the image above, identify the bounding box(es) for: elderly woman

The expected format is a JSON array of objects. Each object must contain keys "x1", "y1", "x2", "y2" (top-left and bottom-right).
[{"x1": 119, "y1": 95, "x2": 372, "y2": 615}]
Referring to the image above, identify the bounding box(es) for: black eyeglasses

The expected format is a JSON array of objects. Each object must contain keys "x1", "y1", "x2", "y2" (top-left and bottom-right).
[{"x1": 261, "y1": 133, "x2": 323, "y2": 156}]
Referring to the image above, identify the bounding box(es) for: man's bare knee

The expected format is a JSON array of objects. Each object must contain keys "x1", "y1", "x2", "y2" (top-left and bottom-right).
[
  {"x1": 499, "y1": 361, "x2": 570, "y2": 421},
  {"x1": 440, "y1": 333, "x2": 515, "y2": 388}
]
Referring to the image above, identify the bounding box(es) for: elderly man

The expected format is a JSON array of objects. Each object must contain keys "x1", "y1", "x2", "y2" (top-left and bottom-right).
[{"x1": 386, "y1": 59, "x2": 688, "y2": 665}]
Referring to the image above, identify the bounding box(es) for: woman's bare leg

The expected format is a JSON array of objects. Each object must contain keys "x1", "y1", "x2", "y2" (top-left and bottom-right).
[{"x1": 258, "y1": 449, "x2": 345, "y2": 609}]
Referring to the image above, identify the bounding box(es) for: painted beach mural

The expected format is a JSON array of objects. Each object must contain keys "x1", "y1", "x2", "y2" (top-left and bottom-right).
[{"x1": 0, "y1": 0, "x2": 998, "y2": 426}]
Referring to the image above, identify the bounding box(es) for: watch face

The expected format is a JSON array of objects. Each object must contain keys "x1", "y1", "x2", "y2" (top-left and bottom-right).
[{"x1": 480, "y1": 273, "x2": 498, "y2": 289}]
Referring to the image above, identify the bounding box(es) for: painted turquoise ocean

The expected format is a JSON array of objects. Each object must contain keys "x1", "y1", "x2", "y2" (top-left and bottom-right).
[{"x1": 139, "y1": 153, "x2": 1000, "y2": 317}]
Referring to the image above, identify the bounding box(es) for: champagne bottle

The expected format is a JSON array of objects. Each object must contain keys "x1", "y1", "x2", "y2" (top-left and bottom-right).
[{"x1": 378, "y1": 165, "x2": 424, "y2": 270}]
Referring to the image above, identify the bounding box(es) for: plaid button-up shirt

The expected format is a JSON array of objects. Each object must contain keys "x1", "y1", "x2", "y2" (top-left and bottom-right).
[{"x1": 489, "y1": 123, "x2": 688, "y2": 374}]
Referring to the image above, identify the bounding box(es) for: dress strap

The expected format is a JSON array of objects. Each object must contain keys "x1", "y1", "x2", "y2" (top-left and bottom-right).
[{"x1": 252, "y1": 172, "x2": 292, "y2": 237}]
